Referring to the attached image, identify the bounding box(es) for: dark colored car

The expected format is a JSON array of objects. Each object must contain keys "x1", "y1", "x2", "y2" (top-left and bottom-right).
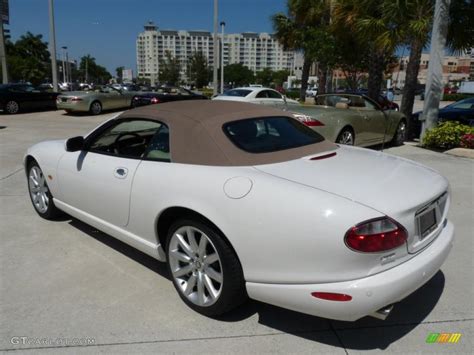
[
  {"x1": 377, "y1": 95, "x2": 399, "y2": 111},
  {"x1": 412, "y1": 97, "x2": 474, "y2": 137},
  {"x1": 0, "y1": 83, "x2": 59, "y2": 114},
  {"x1": 131, "y1": 86, "x2": 207, "y2": 107}
]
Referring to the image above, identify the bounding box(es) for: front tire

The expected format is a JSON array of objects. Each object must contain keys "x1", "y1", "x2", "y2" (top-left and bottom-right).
[
  {"x1": 89, "y1": 101, "x2": 102, "y2": 115},
  {"x1": 392, "y1": 120, "x2": 406, "y2": 146},
  {"x1": 166, "y1": 218, "x2": 246, "y2": 317},
  {"x1": 5, "y1": 100, "x2": 20, "y2": 114},
  {"x1": 336, "y1": 127, "x2": 355, "y2": 145},
  {"x1": 27, "y1": 161, "x2": 61, "y2": 219}
]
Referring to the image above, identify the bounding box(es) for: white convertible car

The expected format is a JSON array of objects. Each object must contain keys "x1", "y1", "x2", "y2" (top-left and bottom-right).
[{"x1": 25, "y1": 101, "x2": 454, "y2": 321}]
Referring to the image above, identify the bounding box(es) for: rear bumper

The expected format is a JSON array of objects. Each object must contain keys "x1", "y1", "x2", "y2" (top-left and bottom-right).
[{"x1": 246, "y1": 220, "x2": 454, "y2": 321}]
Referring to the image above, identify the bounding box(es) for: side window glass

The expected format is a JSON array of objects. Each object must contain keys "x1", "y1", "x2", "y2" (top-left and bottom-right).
[
  {"x1": 256, "y1": 91, "x2": 268, "y2": 98},
  {"x1": 88, "y1": 120, "x2": 163, "y2": 158},
  {"x1": 143, "y1": 125, "x2": 171, "y2": 161},
  {"x1": 268, "y1": 90, "x2": 282, "y2": 99},
  {"x1": 363, "y1": 98, "x2": 377, "y2": 110}
]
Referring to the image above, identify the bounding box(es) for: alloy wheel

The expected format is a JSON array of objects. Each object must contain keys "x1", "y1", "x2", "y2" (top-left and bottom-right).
[
  {"x1": 6, "y1": 101, "x2": 19, "y2": 114},
  {"x1": 338, "y1": 130, "x2": 354, "y2": 145},
  {"x1": 90, "y1": 102, "x2": 102, "y2": 115},
  {"x1": 396, "y1": 121, "x2": 406, "y2": 144},
  {"x1": 28, "y1": 166, "x2": 49, "y2": 214},
  {"x1": 168, "y1": 226, "x2": 223, "y2": 307}
]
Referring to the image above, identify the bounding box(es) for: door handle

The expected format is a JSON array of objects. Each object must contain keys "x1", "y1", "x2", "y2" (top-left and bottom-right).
[{"x1": 114, "y1": 167, "x2": 128, "y2": 179}]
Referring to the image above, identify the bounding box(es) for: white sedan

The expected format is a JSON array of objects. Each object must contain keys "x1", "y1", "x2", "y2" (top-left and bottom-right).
[
  {"x1": 25, "y1": 101, "x2": 453, "y2": 321},
  {"x1": 213, "y1": 87, "x2": 299, "y2": 106}
]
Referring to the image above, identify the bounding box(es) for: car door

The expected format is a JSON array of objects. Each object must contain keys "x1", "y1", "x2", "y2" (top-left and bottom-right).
[
  {"x1": 358, "y1": 97, "x2": 387, "y2": 144},
  {"x1": 57, "y1": 119, "x2": 164, "y2": 227}
]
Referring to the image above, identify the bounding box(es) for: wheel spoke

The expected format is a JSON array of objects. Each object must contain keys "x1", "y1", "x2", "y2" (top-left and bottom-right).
[
  {"x1": 203, "y1": 274, "x2": 218, "y2": 300},
  {"x1": 184, "y1": 274, "x2": 197, "y2": 296},
  {"x1": 186, "y1": 227, "x2": 199, "y2": 253},
  {"x1": 197, "y1": 234, "x2": 207, "y2": 257},
  {"x1": 205, "y1": 266, "x2": 222, "y2": 283},
  {"x1": 173, "y1": 264, "x2": 194, "y2": 278},
  {"x1": 29, "y1": 176, "x2": 39, "y2": 187},
  {"x1": 176, "y1": 234, "x2": 194, "y2": 257},
  {"x1": 197, "y1": 273, "x2": 205, "y2": 305},
  {"x1": 203, "y1": 253, "x2": 218, "y2": 265},
  {"x1": 170, "y1": 249, "x2": 192, "y2": 263}
]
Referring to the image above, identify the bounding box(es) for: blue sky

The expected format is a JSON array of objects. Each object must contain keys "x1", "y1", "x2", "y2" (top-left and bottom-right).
[{"x1": 8, "y1": 0, "x2": 287, "y2": 75}]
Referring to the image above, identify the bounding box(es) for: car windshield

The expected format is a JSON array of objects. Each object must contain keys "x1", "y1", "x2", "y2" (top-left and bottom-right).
[
  {"x1": 221, "y1": 89, "x2": 252, "y2": 97},
  {"x1": 446, "y1": 98, "x2": 474, "y2": 110},
  {"x1": 223, "y1": 116, "x2": 324, "y2": 153}
]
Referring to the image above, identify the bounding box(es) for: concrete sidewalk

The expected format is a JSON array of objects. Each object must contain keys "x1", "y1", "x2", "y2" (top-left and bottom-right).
[{"x1": 0, "y1": 110, "x2": 472, "y2": 353}]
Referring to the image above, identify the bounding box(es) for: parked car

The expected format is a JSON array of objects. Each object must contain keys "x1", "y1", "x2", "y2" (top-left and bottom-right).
[
  {"x1": 287, "y1": 93, "x2": 407, "y2": 146},
  {"x1": 57, "y1": 85, "x2": 139, "y2": 115},
  {"x1": 345, "y1": 91, "x2": 399, "y2": 111},
  {"x1": 132, "y1": 86, "x2": 207, "y2": 107},
  {"x1": 25, "y1": 100, "x2": 453, "y2": 321},
  {"x1": 212, "y1": 87, "x2": 299, "y2": 105},
  {"x1": 0, "y1": 83, "x2": 59, "y2": 114},
  {"x1": 458, "y1": 81, "x2": 474, "y2": 94},
  {"x1": 412, "y1": 97, "x2": 474, "y2": 137}
]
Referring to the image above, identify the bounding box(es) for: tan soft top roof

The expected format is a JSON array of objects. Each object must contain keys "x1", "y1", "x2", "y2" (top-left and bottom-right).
[{"x1": 119, "y1": 100, "x2": 337, "y2": 166}]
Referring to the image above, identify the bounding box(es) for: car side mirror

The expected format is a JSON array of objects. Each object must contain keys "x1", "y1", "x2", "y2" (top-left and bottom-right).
[{"x1": 65, "y1": 136, "x2": 85, "y2": 152}]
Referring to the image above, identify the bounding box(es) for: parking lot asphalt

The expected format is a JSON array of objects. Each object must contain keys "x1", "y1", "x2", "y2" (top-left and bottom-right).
[{"x1": 0, "y1": 109, "x2": 473, "y2": 354}]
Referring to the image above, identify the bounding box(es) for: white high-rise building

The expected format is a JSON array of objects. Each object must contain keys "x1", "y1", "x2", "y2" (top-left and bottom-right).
[{"x1": 136, "y1": 22, "x2": 294, "y2": 84}]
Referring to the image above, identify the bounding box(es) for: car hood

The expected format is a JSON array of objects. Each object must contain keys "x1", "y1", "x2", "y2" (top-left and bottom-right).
[{"x1": 254, "y1": 145, "x2": 448, "y2": 216}]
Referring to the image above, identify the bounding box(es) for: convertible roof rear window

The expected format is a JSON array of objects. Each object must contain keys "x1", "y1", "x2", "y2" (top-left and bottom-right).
[
  {"x1": 224, "y1": 116, "x2": 324, "y2": 153},
  {"x1": 221, "y1": 89, "x2": 252, "y2": 97}
]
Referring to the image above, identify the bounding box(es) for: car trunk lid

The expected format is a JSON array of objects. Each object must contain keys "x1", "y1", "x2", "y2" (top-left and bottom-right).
[{"x1": 254, "y1": 146, "x2": 449, "y2": 253}]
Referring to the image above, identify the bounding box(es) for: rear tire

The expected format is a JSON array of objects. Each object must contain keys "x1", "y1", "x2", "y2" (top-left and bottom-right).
[
  {"x1": 27, "y1": 161, "x2": 62, "y2": 219},
  {"x1": 166, "y1": 218, "x2": 246, "y2": 317},
  {"x1": 89, "y1": 101, "x2": 102, "y2": 115},
  {"x1": 336, "y1": 127, "x2": 355, "y2": 145},
  {"x1": 5, "y1": 100, "x2": 20, "y2": 114}
]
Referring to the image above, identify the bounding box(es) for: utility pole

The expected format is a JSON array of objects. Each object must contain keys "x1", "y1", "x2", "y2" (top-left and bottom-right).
[
  {"x1": 48, "y1": 0, "x2": 58, "y2": 91},
  {"x1": 0, "y1": 20, "x2": 8, "y2": 83},
  {"x1": 420, "y1": 0, "x2": 451, "y2": 140},
  {"x1": 85, "y1": 57, "x2": 88, "y2": 83},
  {"x1": 220, "y1": 21, "x2": 225, "y2": 93},
  {"x1": 212, "y1": 0, "x2": 218, "y2": 95}
]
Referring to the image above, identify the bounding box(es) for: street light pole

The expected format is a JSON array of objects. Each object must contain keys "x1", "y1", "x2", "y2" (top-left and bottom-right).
[
  {"x1": 48, "y1": 0, "x2": 58, "y2": 91},
  {"x1": 0, "y1": 20, "x2": 8, "y2": 84},
  {"x1": 220, "y1": 21, "x2": 225, "y2": 94},
  {"x1": 61, "y1": 46, "x2": 67, "y2": 85},
  {"x1": 212, "y1": 0, "x2": 218, "y2": 95}
]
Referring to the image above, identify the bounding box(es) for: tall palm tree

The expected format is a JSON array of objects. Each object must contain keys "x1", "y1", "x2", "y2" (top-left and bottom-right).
[
  {"x1": 272, "y1": 0, "x2": 332, "y2": 100},
  {"x1": 332, "y1": 0, "x2": 400, "y2": 100}
]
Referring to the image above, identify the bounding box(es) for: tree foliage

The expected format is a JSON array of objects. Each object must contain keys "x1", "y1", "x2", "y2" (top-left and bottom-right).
[
  {"x1": 115, "y1": 66, "x2": 125, "y2": 83},
  {"x1": 78, "y1": 55, "x2": 111, "y2": 84},
  {"x1": 255, "y1": 68, "x2": 274, "y2": 86},
  {"x1": 223, "y1": 63, "x2": 254, "y2": 86},
  {"x1": 187, "y1": 51, "x2": 209, "y2": 88},
  {"x1": 159, "y1": 51, "x2": 181, "y2": 85},
  {"x1": 2, "y1": 32, "x2": 51, "y2": 86}
]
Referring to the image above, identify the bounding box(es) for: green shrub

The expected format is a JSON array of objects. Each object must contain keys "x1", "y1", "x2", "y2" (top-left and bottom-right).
[
  {"x1": 422, "y1": 121, "x2": 474, "y2": 149},
  {"x1": 285, "y1": 90, "x2": 300, "y2": 100},
  {"x1": 443, "y1": 93, "x2": 474, "y2": 102}
]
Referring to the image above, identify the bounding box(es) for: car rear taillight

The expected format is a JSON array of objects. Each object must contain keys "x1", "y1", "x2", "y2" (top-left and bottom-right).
[
  {"x1": 345, "y1": 217, "x2": 407, "y2": 253},
  {"x1": 311, "y1": 292, "x2": 352, "y2": 301},
  {"x1": 150, "y1": 97, "x2": 160, "y2": 104},
  {"x1": 292, "y1": 113, "x2": 324, "y2": 127}
]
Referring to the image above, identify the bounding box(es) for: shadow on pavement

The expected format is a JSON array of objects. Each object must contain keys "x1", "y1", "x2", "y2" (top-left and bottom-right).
[
  {"x1": 67, "y1": 216, "x2": 445, "y2": 350},
  {"x1": 68, "y1": 218, "x2": 170, "y2": 281}
]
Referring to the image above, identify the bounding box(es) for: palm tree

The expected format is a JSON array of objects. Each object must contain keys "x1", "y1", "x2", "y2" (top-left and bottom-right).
[
  {"x1": 272, "y1": 0, "x2": 332, "y2": 100},
  {"x1": 332, "y1": 0, "x2": 399, "y2": 100}
]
